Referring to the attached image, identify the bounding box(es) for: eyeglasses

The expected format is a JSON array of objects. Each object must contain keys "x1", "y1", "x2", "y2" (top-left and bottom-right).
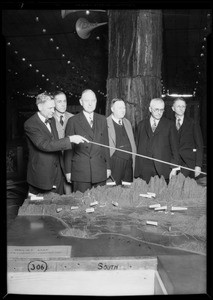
[{"x1": 151, "y1": 108, "x2": 164, "y2": 113}]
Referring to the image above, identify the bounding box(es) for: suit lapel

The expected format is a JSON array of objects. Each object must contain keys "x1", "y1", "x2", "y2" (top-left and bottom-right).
[
  {"x1": 145, "y1": 118, "x2": 152, "y2": 138},
  {"x1": 49, "y1": 118, "x2": 59, "y2": 140},
  {"x1": 78, "y1": 111, "x2": 94, "y2": 140},
  {"x1": 35, "y1": 113, "x2": 53, "y2": 138},
  {"x1": 179, "y1": 116, "x2": 189, "y2": 136},
  {"x1": 107, "y1": 116, "x2": 116, "y2": 145},
  {"x1": 153, "y1": 117, "x2": 163, "y2": 135}
]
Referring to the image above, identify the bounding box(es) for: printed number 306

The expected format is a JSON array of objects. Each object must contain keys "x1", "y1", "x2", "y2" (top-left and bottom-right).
[{"x1": 28, "y1": 260, "x2": 47, "y2": 272}]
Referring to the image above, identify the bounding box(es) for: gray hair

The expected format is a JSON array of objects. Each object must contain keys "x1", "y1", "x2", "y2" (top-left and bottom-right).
[
  {"x1": 81, "y1": 89, "x2": 96, "y2": 99},
  {"x1": 110, "y1": 98, "x2": 125, "y2": 107},
  {"x1": 172, "y1": 97, "x2": 186, "y2": 106},
  {"x1": 150, "y1": 98, "x2": 164, "y2": 107},
  {"x1": 36, "y1": 92, "x2": 53, "y2": 106}
]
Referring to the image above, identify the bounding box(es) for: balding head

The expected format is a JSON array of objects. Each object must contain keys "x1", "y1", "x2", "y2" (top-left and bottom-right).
[
  {"x1": 149, "y1": 98, "x2": 164, "y2": 108},
  {"x1": 81, "y1": 89, "x2": 96, "y2": 99}
]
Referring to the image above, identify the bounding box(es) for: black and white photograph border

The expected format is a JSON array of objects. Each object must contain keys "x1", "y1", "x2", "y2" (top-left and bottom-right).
[{"x1": 2, "y1": 1, "x2": 212, "y2": 298}]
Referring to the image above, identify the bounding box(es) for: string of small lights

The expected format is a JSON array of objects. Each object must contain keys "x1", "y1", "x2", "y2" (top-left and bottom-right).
[
  {"x1": 6, "y1": 10, "x2": 108, "y2": 99},
  {"x1": 35, "y1": 11, "x2": 107, "y2": 98}
]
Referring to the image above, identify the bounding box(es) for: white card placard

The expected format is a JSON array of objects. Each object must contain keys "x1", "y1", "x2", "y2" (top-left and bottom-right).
[{"x1": 8, "y1": 246, "x2": 71, "y2": 259}]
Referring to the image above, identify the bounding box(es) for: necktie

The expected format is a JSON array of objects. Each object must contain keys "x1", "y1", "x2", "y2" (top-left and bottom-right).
[
  {"x1": 176, "y1": 118, "x2": 181, "y2": 130},
  {"x1": 152, "y1": 119, "x2": 157, "y2": 132},
  {"x1": 60, "y1": 115, "x2": 64, "y2": 126},
  {"x1": 89, "y1": 115, "x2": 93, "y2": 128},
  {"x1": 118, "y1": 120, "x2": 122, "y2": 125}
]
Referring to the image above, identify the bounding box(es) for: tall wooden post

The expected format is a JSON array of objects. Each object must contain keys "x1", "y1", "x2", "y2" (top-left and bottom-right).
[{"x1": 106, "y1": 10, "x2": 162, "y2": 129}]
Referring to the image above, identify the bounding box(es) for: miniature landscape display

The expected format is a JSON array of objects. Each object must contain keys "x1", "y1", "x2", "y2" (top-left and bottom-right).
[{"x1": 18, "y1": 173, "x2": 206, "y2": 254}]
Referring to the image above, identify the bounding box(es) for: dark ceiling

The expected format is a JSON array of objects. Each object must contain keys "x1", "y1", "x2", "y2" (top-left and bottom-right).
[{"x1": 2, "y1": 9, "x2": 212, "y2": 104}]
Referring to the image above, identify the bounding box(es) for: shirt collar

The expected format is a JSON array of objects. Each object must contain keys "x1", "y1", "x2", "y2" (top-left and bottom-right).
[
  {"x1": 38, "y1": 112, "x2": 47, "y2": 123},
  {"x1": 112, "y1": 114, "x2": 122, "y2": 125},
  {"x1": 83, "y1": 111, "x2": 94, "y2": 120},
  {"x1": 150, "y1": 116, "x2": 160, "y2": 125},
  {"x1": 176, "y1": 115, "x2": 184, "y2": 121},
  {"x1": 55, "y1": 111, "x2": 65, "y2": 121}
]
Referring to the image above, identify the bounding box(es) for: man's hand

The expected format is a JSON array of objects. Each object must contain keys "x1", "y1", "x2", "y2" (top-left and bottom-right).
[
  {"x1": 194, "y1": 166, "x2": 201, "y2": 177},
  {"x1": 107, "y1": 169, "x2": 111, "y2": 178},
  {"x1": 66, "y1": 173, "x2": 71, "y2": 183},
  {"x1": 69, "y1": 135, "x2": 89, "y2": 144}
]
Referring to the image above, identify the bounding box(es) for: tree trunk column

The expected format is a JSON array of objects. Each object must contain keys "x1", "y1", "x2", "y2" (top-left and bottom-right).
[{"x1": 106, "y1": 10, "x2": 162, "y2": 129}]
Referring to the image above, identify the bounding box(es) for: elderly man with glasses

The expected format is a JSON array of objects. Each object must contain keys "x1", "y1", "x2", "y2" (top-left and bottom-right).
[{"x1": 135, "y1": 98, "x2": 179, "y2": 184}]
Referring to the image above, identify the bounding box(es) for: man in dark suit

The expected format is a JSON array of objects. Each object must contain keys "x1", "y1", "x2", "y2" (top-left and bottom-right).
[
  {"x1": 107, "y1": 98, "x2": 136, "y2": 185},
  {"x1": 24, "y1": 92, "x2": 88, "y2": 195},
  {"x1": 171, "y1": 97, "x2": 203, "y2": 178},
  {"x1": 64, "y1": 89, "x2": 111, "y2": 193},
  {"x1": 135, "y1": 98, "x2": 179, "y2": 183}
]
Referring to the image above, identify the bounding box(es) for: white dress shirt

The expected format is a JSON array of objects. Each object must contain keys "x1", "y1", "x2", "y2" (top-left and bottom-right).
[
  {"x1": 112, "y1": 115, "x2": 123, "y2": 125},
  {"x1": 38, "y1": 112, "x2": 51, "y2": 132},
  {"x1": 150, "y1": 116, "x2": 160, "y2": 127},
  {"x1": 176, "y1": 115, "x2": 184, "y2": 127},
  {"x1": 83, "y1": 111, "x2": 94, "y2": 126},
  {"x1": 54, "y1": 111, "x2": 65, "y2": 126}
]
